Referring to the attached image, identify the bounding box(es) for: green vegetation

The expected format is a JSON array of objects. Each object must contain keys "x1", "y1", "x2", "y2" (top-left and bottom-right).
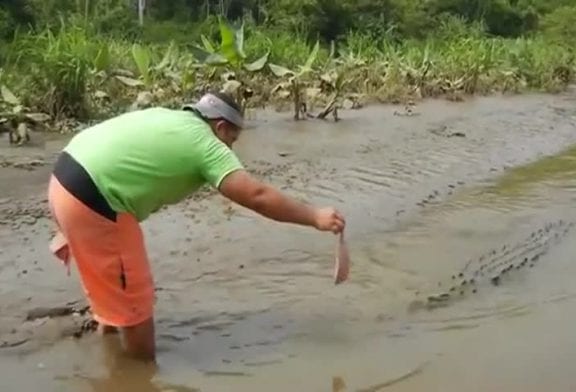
[{"x1": 0, "y1": 0, "x2": 574, "y2": 131}]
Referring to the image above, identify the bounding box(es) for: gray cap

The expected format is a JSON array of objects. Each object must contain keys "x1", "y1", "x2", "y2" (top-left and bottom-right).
[{"x1": 183, "y1": 93, "x2": 244, "y2": 129}]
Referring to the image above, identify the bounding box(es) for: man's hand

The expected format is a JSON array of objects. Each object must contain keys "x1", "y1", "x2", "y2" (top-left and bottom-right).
[{"x1": 313, "y1": 207, "x2": 346, "y2": 234}]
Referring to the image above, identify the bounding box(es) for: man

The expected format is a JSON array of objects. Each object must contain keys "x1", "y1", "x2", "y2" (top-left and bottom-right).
[{"x1": 47, "y1": 92, "x2": 346, "y2": 361}]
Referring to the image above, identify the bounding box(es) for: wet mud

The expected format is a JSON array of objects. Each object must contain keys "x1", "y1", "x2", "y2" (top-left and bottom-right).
[{"x1": 1, "y1": 91, "x2": 576, "y2": 391}]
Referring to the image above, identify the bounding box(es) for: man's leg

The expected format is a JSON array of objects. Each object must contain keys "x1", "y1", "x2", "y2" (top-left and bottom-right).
[
  {"x1": 121, "y1": 316, "x2": 156, "y2": 361},
  {"x1": 48, "y1": 176, "x2": 156, "y2": 361},
  {"x1": 113, "y1": 212, "x2": 156, "y2": 360},
  {"x1": 75, "y1": 226, "x2": 156, "y2": 361}
]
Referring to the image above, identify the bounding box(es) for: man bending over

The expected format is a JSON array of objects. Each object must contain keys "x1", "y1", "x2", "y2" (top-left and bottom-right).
[{"x1": 47, "y1": 92, "x2": 346, "y2": 361}]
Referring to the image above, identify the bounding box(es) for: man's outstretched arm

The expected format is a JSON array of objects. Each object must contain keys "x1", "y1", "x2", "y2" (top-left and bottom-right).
[{"x1": 218, "y1": 169, "x2": 345, "y2": 234}]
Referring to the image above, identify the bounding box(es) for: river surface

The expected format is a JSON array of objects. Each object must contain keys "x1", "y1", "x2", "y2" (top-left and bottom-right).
[{"x1": 1, "y1": 92, "x2": 576, "y2": 391}]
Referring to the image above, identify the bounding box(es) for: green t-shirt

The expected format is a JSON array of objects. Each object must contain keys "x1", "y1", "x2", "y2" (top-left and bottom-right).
[{"x1": 63, "y1": 107, "x2": 244, "y2": 221}]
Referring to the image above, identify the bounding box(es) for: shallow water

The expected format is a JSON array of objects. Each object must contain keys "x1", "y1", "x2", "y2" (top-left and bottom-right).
[{"x1": 1, "y1": 92, "x2": 576, "y2": 391}]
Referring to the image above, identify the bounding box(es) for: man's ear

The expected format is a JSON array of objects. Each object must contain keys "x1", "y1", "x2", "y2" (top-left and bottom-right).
[{"x1": 214, "y1": 119, "x2": 228, "y2": 132}]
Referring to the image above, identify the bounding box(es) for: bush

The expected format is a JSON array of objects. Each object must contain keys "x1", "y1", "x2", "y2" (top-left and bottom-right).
[
  {"x1": 540, "y1": 6, "x2": 576, "y2": 44},
  {"x1": 10, "y1": 21, "x2": 106, "y2": 118}
]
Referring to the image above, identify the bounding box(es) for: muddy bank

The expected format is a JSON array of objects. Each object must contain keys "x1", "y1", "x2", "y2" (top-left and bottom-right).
[{"x1": 0, "y1": 91, "x2": 576, "y2": 391}]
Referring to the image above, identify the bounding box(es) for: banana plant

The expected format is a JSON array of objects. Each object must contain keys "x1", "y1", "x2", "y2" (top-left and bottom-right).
[
  {"x1": 131, "y1": 43, "x2": 152, "y2": 87},
  {"x1": 112, "y1": 42, "x2": 201, "y2": 111},
  {"x1": 0, "y1": 85, "x2": 51, "y2": 146},
  {"x1": 268, "y1": 41, "x2": 320, "y2": 120},
  {"x1": 192, "y1": 17, "x2": 269, "y2": 112},
  {"x1": 192, "y1": 16, "x2": 269, "y2": 72},
  {"x1": 315, "y1": 69, "x2": 348, "y2": 121}
]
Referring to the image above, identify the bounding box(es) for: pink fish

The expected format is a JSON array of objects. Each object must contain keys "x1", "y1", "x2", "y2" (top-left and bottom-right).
[{"x1": 334, "y1": 231, "x2": 350, "y2": 284}]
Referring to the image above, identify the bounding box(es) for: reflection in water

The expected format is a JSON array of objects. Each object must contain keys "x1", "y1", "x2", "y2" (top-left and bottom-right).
[
  {"x1": 82, "y1": 336, "x2": 198, "y2": 392},
  {"x1": 332, "y1": 376, "x2": 347, "y2": 391},
  {"x1": 356, "y1": 363, "x2": 426, "y2": 392},
  {"x1": 475, "y1": 145, "x2": 576, "y2": 201},
  {"x1": 331, "y1": 362, "x2": 426, "y2": 392}
]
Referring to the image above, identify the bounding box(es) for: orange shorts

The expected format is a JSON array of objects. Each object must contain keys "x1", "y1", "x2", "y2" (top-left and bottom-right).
[{"x1": 47, "y1": 174, "x2": 154, "y2": 327}]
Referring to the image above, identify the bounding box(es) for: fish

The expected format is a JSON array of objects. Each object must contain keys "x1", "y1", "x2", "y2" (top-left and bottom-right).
[{"x1": 334, "y1": 231, "x2": 350, "y2": 285}]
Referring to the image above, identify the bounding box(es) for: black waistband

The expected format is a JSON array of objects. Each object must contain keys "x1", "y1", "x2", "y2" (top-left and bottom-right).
[{"x1": 53, "y1": 151, "x2": 117, "y2": 222}]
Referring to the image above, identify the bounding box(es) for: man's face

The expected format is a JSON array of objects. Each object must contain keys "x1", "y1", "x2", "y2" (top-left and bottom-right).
[{"x1": 213, "y1": 119, "x2": 241, "y2": 148}]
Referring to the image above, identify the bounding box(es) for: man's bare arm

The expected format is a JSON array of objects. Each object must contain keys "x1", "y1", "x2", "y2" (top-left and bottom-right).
[{"x1": 218, "y1": 169, "x2": 319, "y2": 228}]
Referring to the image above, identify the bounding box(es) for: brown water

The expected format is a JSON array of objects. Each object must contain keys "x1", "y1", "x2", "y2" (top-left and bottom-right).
[{"x1": 1, "y1": 92, "x2": 576, "y2": 391}]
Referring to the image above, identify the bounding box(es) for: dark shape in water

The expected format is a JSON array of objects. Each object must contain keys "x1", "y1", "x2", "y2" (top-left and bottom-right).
[{"x1": 426, "y1": 220, "x2": 575, "y2": 312}]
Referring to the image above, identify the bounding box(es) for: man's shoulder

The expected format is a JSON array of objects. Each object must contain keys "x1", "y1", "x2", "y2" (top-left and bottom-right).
[
  {"x1": 144, "y1": 107, "x2": 213, "y2": 133},
  {"x1": 118, "y1": 107, "x2": 191, "y2": 124}
]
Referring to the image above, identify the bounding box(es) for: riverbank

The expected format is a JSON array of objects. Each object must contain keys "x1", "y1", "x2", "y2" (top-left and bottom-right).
[{"x1": 0, "y1": 18, "x2": 574, "y2": 134}]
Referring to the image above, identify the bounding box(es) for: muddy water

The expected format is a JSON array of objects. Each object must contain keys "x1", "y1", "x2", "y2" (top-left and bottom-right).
[{"x1": 1, "y1": 92, "x2": 576, "y2": 391}]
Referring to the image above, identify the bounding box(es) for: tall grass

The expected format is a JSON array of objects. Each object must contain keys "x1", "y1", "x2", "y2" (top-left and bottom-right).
[
  {"x1": 0, "y1": 17, "x2": 573, "y2": 124},
  {"x1": 5, "y1": 21, "x2": 111, "y2": 119}
]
